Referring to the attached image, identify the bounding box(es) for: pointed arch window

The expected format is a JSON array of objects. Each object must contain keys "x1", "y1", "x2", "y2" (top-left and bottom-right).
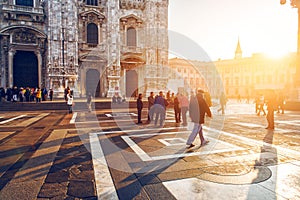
[
  {"x1": 87, "y1": 23, "x2": 98, "y2": 44},
  {"x1": 86, "y1": 0, "x2": 98, "y2": 6},
  {"x1": 127, "y1": 27, "x2": 136, "y2": 47},
  {"x1": 16, "y1": 0, "x2": 33, "y2": 7}
]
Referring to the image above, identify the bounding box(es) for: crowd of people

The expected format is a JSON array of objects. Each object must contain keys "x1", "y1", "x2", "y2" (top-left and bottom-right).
[
  {"x1": 136, "y1": 89, "x2": 213, "y2": 148},
  {"x1": 0, "y1": 86, "x2": 53, "y2": 103},
  {"x1": 255, "y1": 93, "x2": 285, "y2": 116},
  {"x1": 135, "y1": 89, "x2": 285, "y2": 148},
  {"x1": 254, "y1": 92, "x2": 285, "y2": 130},
  {"x1": 136, "y1": 89, "x2": 213, "y2": 127},
  {"x1": 1, "y1": 85, "x2": 283, "y2": 140}
]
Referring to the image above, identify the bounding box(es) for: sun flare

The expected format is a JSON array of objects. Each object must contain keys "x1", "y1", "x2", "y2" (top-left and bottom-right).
[{"x1": 264, "y1": 48, "x2": 289, "y2": 59}]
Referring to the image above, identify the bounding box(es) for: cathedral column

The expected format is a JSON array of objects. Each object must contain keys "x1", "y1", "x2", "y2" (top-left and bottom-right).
[
  {"x1": 120, "y1": 68, "x2": 126, "y2": 96},
  {"x1": 8, "y1": 49, "x2": 15, "y2": 88},
  {"x1": 35, "y1": 50, "x2": 42, "y2": 88}
]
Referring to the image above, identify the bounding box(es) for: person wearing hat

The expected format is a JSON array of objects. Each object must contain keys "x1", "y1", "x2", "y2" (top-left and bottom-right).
[{"x1": 186, "y1": 89, "x2": 212, "y2": 148}]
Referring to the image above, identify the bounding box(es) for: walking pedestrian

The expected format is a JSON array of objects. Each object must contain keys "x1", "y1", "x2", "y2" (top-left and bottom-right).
[
  {"x1": 64, "y1": 87, "x2": 70, "y2": 101},
  {"x1": 0, "y1": 87, "x2": 5, "y2": 102},
  {"x1": 217, "y1": 92, "x2": 227, "y2": 115},
  {"x1": 18, "y1": 87, "x2": 24, "y2": 102},
  {"x1": 36, "y1": 88, "x2": 42, "y2": 103},
  {"x1": 153, "y1": 91, "x2": 168, "y2": 127},
  {"x1": 87, "y1": 92, "x2": 92, "y2": 112},
  {"x1": 257, "y1": 94, "x2": 266, "y2": 116},
  {"x1": 67, "y1": 90, "x2": 74, "y2": 114},
  {"x1": 265, "y1": 91, "x2": 276, "y2": 130},
  {"x1": 174, "y1": 93, "x2": 181, "y2": 123},
  {"x1": 25, "y1": 87, "x2": 30, "y2": 102},
  {"x1": 42, "y1": 87, "x2": 48, "y2": 101},
  {"x1": 49, "y1": 88, "x2": 53, "y2": 101},
  {"x1": 179, "y1": 92, "x2": 189, "y2": 126},
  {"x1": 137, "y1": 93, "x2": 143, "y2": 124},
  {"x1": 255, "y1": 94, "x2": 259, "y2": 113},
  {"x1": 12, "y1": 86, "x2": 18, "y2": 102},
  {"x1": 147, "y1": 91, "x2": 155, "y2": 122},
  {"x1": 186, "y1": 89, "x2": 212, "y2": 148},
  {"x1": 277, "y1": 92, "x2": 285, "y2": 114}
]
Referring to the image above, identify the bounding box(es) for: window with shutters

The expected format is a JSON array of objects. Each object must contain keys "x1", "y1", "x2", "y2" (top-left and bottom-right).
[{"x1": 87, "y1": 23, "x2": 98, "y2": 44}]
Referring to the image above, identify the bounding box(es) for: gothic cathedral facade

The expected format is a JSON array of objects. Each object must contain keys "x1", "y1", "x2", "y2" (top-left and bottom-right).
[{"x1": 0, "y1": 0, "x2": 169, "y2": 97}]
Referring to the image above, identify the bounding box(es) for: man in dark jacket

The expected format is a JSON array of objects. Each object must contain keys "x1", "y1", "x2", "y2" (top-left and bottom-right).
[
  {"x1": 147, "y1": 92, "x2": 155, "y2": 122},
  {"x1": 153, "y1": 91, "x2": 168, "y2": 127},
  {"x1": 265, "y1": 91, "x2": 276, "y2": 130},
  {"x1": 186, "y1": 89, "x2": 212, "y2": 148},
  {"x1": 137, "y1": 93, "x2": 143, "y2": 124}
]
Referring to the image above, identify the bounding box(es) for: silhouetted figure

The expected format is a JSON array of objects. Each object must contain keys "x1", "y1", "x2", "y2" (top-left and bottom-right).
[
  {"x1": 64, "y1": 87, "x2": 70, "y2": 101},
  {"x1": 67, "y1": 90, "x2": 73, "y2": 114},
  {"x1": 147, "y1": 92, "x2": 155, "y2": 122},
  {"x1": 277, "y1": 93, "x2": 285, "y2": 114},
  {"x1": 137, "y1": 93, "x2": 143, "y2": 124},
  {"x1": 49, "y1": 88, "x2": 53, "y2": 101},
  {"x1": 265, "y1": 92, "x2": 276, "y2": 130},
  {"x1": 186, "y1": 89, "x2": 212, "y2": 148},
  {"x1": 36, "y1": 88, "x2": 42, "y2": 103},
  {"x1": 217, "y1": 92, "x2": 227, "y2": 115},
  {"x1": 12, "y1": 86, "x2": 18, "y2": 102},
  {"x1": 179, "y1": 92, "x2": 189, "y2": 126},
  {"x1": 173, "y1": 93, "x2": 181, "y2": 123},
  {"x1": 257, "y1": 94, "x2": 266, "y2": 116},
  {"x1": 87, "y1": 92, "x2": 92, "y2": 112},
  {"x1": 153, "y1": 91, "x2": 168, "y2": 127}
]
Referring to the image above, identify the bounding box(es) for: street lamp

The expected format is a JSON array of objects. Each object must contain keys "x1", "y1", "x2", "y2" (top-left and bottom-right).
[{"x1": 280, "y1": 0, "x2": 300, "y2": 101}]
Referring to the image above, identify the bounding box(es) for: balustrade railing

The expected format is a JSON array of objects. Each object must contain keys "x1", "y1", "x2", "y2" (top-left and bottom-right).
[{"x1": 2, "y1": 4, "x2": 43, "y2": 14}]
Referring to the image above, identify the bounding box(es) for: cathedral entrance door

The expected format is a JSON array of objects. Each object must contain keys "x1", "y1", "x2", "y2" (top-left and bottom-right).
[
  {"x1": 86, "y1": 69, "x2": 100, "y2": 97},
  {"x1": 126, "y1": 70, "x2": 138, "y2": 97},
  {"x1": 13, "y1": 51, "x2": 38, "y2": 88}
]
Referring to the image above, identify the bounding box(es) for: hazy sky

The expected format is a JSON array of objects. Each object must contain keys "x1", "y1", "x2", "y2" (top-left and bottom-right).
[{"x1": 168, "y1": 0, "x2": 298, "y2": 61}]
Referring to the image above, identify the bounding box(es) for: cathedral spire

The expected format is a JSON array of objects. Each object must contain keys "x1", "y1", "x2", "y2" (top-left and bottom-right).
[{"x1": 235, "y1": 38, "x2": 242, "y2": 59}]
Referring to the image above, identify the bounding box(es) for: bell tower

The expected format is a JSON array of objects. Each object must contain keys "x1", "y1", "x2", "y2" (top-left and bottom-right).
[{"x1": 235, "y1": 38, "x2": 242, "y2": 59}]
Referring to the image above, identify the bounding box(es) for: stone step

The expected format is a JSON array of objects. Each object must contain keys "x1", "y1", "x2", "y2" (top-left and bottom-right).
[{"x1": 0, "y1": 100, "x2": 144, "y2": 111}]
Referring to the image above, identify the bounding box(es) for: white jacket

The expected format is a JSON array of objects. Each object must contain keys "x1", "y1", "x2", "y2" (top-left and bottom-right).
[{"x1": 67, "y1": 94, "x2": 73, "y2": 105}]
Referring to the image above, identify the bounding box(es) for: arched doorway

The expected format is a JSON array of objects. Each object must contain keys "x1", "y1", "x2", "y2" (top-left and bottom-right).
[
  {"x1": 13, "y1": 51, "x2": 38, "y2": 88},
  {"x1": 86, "y1": 69, "x2": 100, "y2": 97},
  {"x1": 126, "y1": 70, "x2": 138, "y2": 97}
]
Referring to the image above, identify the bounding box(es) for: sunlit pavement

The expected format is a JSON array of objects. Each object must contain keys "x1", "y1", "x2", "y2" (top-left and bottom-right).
[{"x1": 0, "y1": 101, "x2": 300, "y2": 199}]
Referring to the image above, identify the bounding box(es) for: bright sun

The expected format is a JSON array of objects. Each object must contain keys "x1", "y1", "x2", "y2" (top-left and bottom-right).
[{"x1": 264, "y1": 47, "x2": 289, "y2": 59}]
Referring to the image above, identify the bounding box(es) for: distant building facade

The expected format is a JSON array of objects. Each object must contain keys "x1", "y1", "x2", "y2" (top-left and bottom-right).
[
  {"x1": 0, "y1": 0, "x2": 169, "y2": 97},
  {"x1": 168, "y1": 57, "x2": 223, "y2": 98},
  {"x1": 215, "y1": 40, "x2": 296, "y2": 99},
  {"x1": 168, "y1": 40, "x2": 296, "y2": 100}
]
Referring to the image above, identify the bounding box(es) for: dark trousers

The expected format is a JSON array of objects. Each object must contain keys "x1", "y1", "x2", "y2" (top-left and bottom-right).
[
  {"x1": 138, "y1": 109, "x2": 142, "y2": 123},
  {"x1": 68, "y1": 105, "x2": 73, "y2": 113},
  {"x1": 174, "y1": 107, "x2": 181, "y2": 123}
]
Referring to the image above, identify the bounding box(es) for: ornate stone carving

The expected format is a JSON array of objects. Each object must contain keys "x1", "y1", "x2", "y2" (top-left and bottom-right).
[
  {"x1": 13, "y1": 32, "x2": 37, "y2": 44},
  {"x1": 119, "y1": 0, "x2": 145, "y2": 10}
]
